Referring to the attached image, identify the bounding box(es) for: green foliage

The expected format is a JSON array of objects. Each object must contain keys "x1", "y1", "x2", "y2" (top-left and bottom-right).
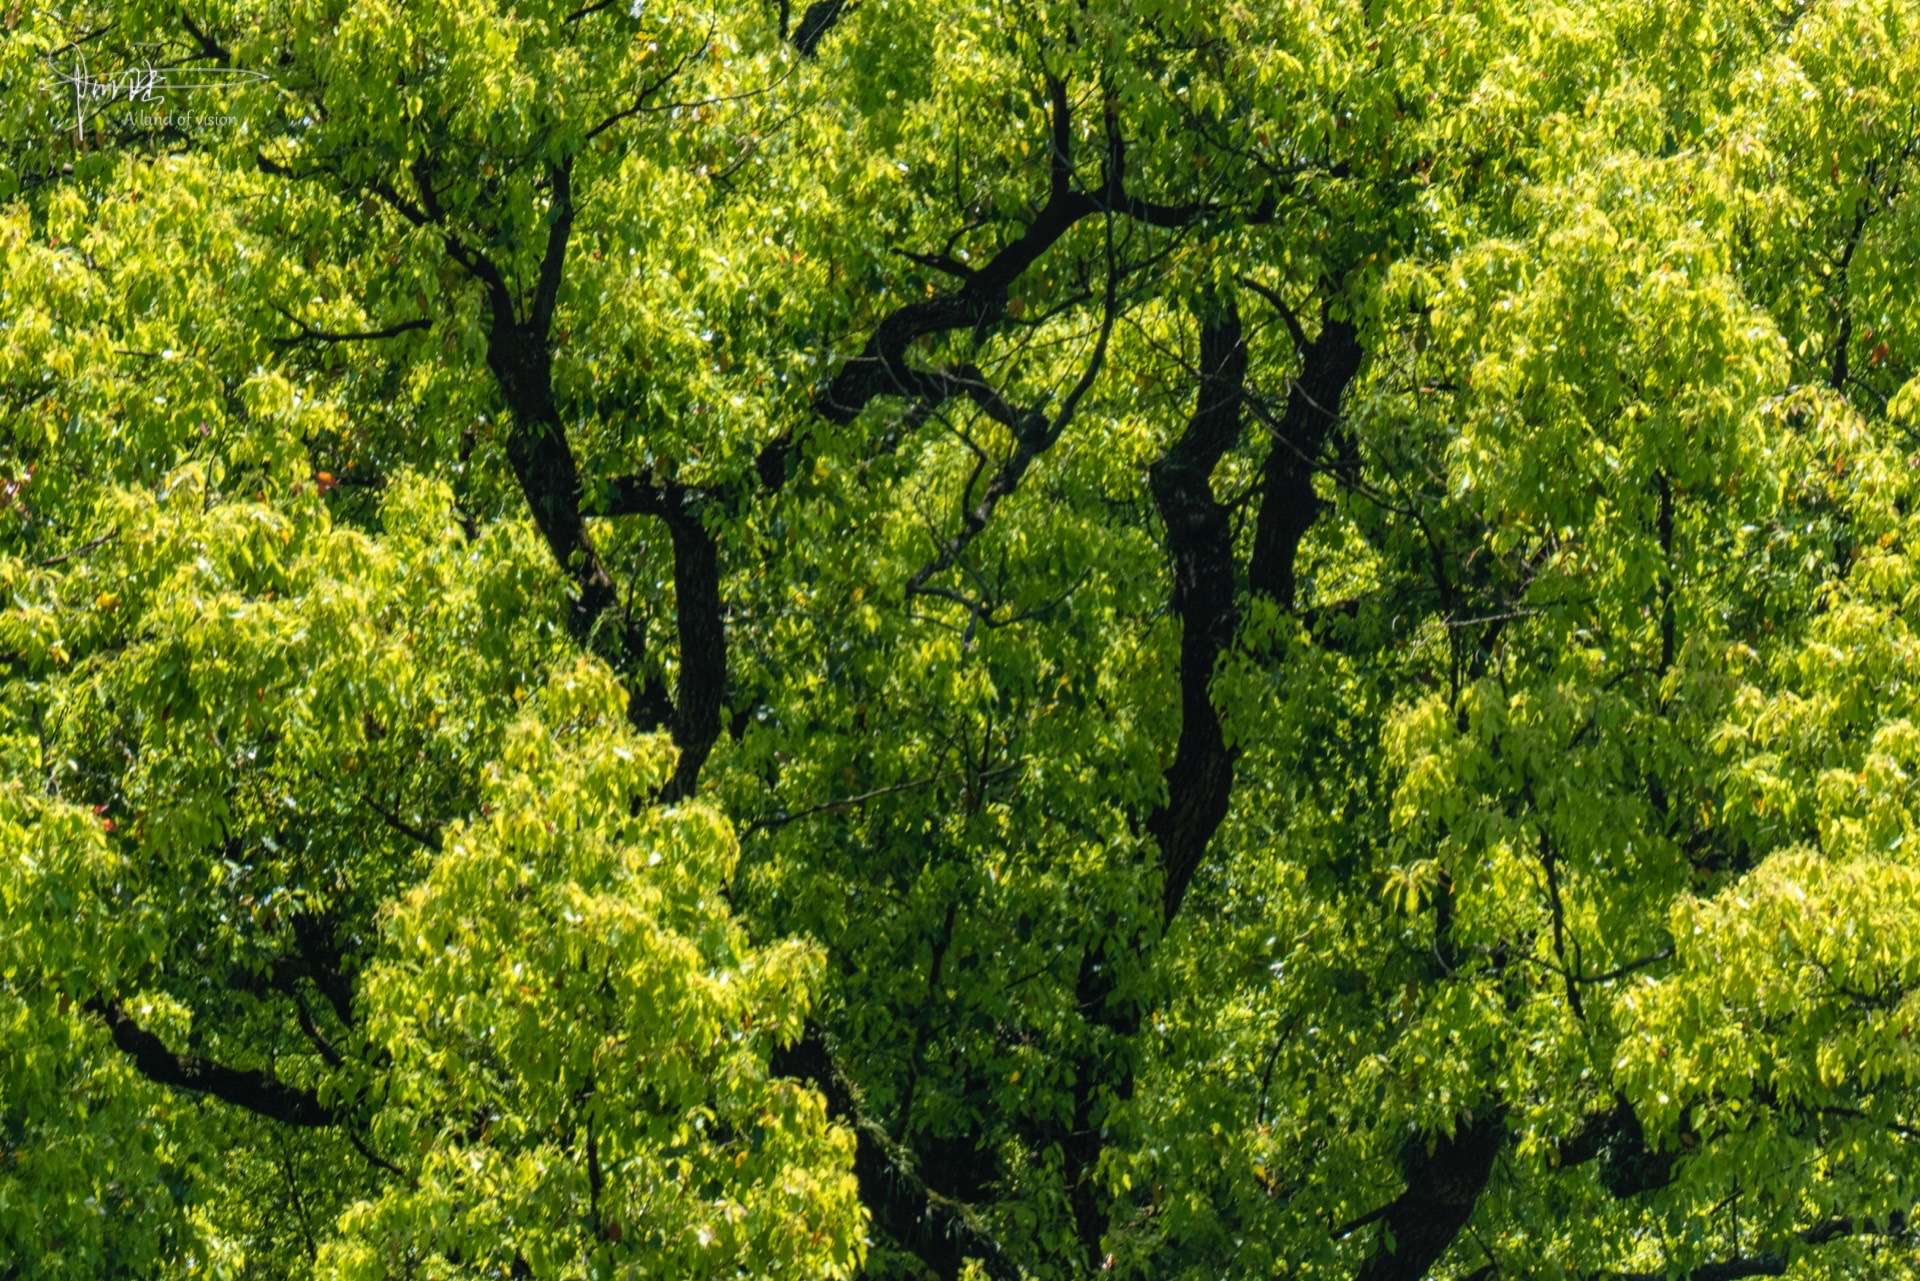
[{"x1": 9, "y1": 0, "x2": 1920, "y2": 1278}]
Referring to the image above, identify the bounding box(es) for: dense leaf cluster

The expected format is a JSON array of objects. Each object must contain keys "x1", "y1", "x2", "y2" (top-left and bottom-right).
[{"x1": 6, "y1": 0, "x2": 1920, "y2": 1278}]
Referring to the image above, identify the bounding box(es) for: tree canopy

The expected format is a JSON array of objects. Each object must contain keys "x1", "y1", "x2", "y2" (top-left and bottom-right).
[{"x1": 7, "y1": 0, "x2": 1920, "y2": 1277}]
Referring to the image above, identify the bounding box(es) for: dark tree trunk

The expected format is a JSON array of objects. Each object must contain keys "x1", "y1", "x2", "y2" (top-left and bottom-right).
[{"x1": 1249, "y1": 317, "x2": 1363, "y2": 607}]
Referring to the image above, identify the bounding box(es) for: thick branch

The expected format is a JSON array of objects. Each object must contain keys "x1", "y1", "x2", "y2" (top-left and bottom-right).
[
  {"x1": 433, "y1": 175, "x2": 679, "y2": 750},
  {"x1": 491, "y1": 333, "x2": 620, "y2": 644},
  {"x1": 530, "y1": 161, "x2": 574, "y2": 343},
  {"x1": 178, "y1": 9, "x2": 231, "y2": 64},
  {"x1": 253, "y1": 127, "x2": 694, "y2": 777},
  {"x1": 658, "y1": 495, "x2": 726, "y2": 800},
  {"x1": 1555, "y1": 1097, "x2": 1676, "y2": 1198},
  {"x1": 1247, "y1": 311, "x2": 1363, "y2": 605},
  {"x1": 1146, "y1": 302, "x2": 1248, "y2": 925},
  {"x1": 1039, "y1": 305, "x2": 1253, "y2": 1272},
  {"x1": 595, "y1": 475, "x2": 727, "y2": 797},
  {"x1": 772, "y1": 1026, "x2": 1016, "y2": 1281},
  {"x1": 815, "y1": 78, "x2": 1093, "y2": 424},
  {"x1": 791, "y1": 0, "x2": 849, "y2": 55},
  {"x1": 1352, "y1": 1109, "x2": 1507, "y2": 1281},
  {"x1": 87, "y1": 998, "x2": 335, "y2": 1128}
]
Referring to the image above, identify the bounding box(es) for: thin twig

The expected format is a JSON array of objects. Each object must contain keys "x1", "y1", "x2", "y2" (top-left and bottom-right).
[
  {"x1": 40, "y1": 527, "x2": 117, "y2": 567},
  {"x1": 271, "y1": 304, "x2": 430, "y2": 347},
  {"x1": 361, "y1": 794, "x2": 442, "y2": 851},
  {"x1": 748, "y1": 762, "x2": 1020, "y2": 832}
]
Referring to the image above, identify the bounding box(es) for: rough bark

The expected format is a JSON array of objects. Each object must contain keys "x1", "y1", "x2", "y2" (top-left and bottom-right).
[
  {"x1": 599, "y1": 475, "x2": 728, "y2": 796},
  {"x1": 439, "y1": 161, "x2": 721, "y2": 784},
  {"x1": 794, "y1": 80, "x2": 1324, "y2": 1280},
  {"x1": 439, "y1": 162, "x2": 651, "y2": 714}
]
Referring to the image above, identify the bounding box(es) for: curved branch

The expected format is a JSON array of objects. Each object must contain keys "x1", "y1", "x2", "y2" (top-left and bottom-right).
[
  {"x1": 178, "y1": 9, "x2": 231, "y2": 64},
  {"x1": 814, "y1": 78, "x2": 1092, "y2": 425},
  {"x1": 87, "y1": 998, "x2": 335, "y2": 1128},
  {"x1": 1146, "y1": 301, "x2": 1248, "y2": 925},
  {"x1": 593, "y1": 474, "x2": 727, "y2": 798},
  {"x1": 269, "y1": 306, "x2": 430, "y2": 347},
  {"x1": 904, "y1": 229, "x2": 1118, "y2": 602}
]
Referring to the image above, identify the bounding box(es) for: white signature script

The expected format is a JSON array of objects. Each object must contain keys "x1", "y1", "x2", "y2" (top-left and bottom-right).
[{"x1": 44, "y1": 53, "x2": 269, "y2": 141}]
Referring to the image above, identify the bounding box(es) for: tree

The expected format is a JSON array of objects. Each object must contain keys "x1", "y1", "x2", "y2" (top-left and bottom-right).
[{"x1": 7, "y1": 0, "x2": 1920, "y2": 1278}]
